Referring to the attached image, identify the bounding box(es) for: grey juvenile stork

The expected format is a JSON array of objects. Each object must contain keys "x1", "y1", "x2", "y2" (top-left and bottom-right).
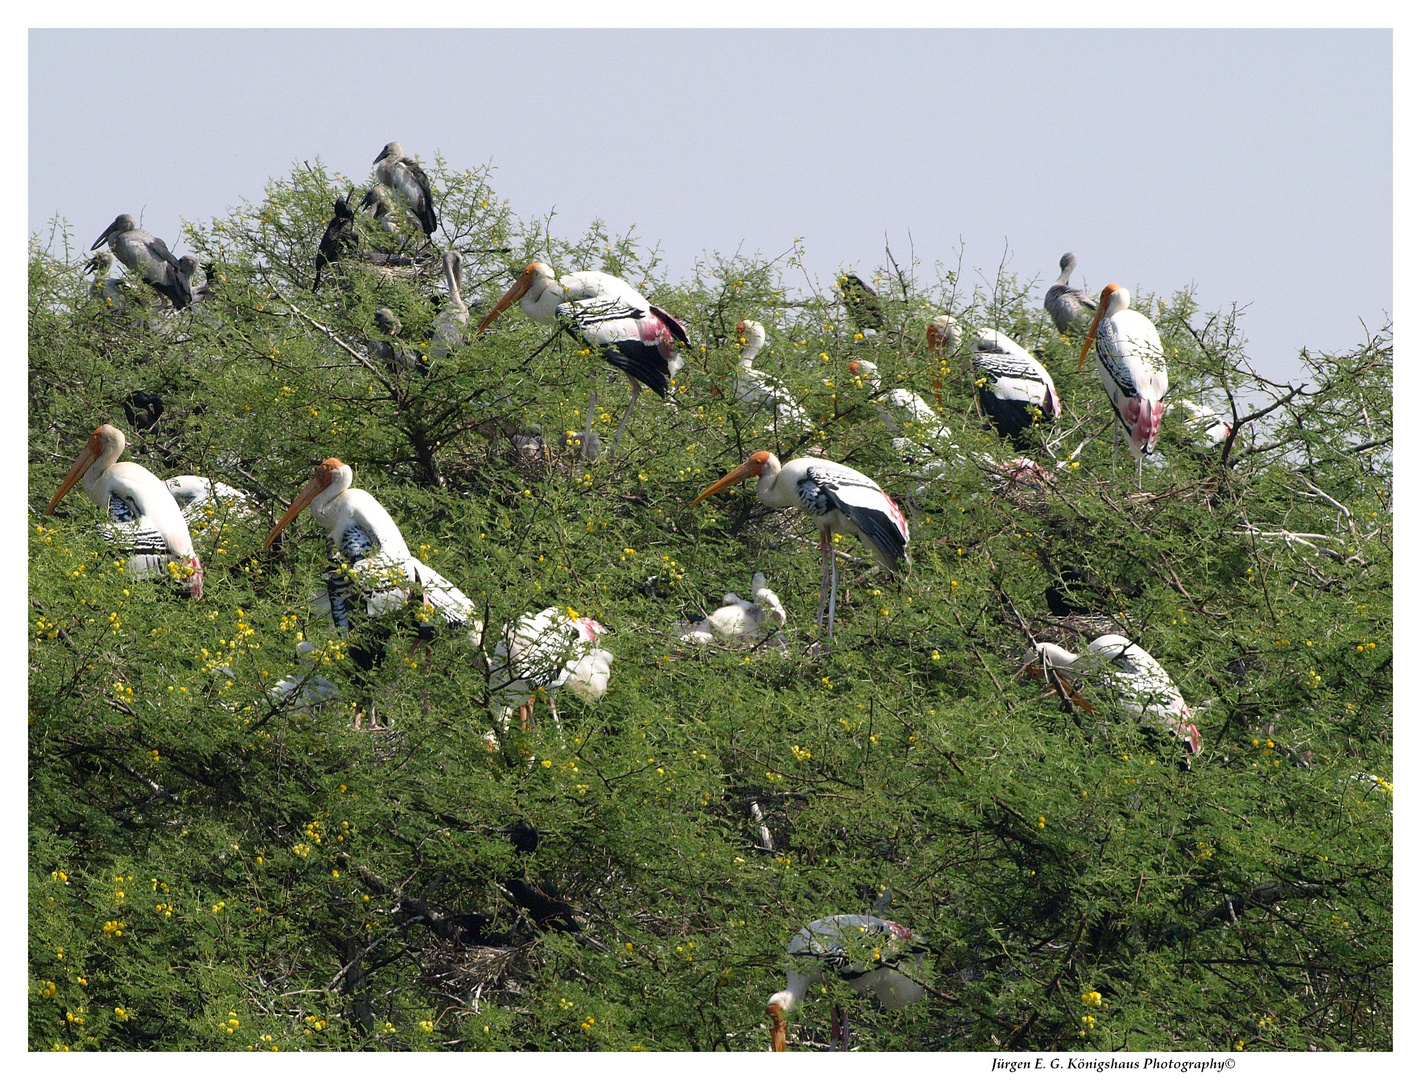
[
  {"x1": 428, "y1": 250, "x2": 468, "y2": 359},
  {"x1": 373, "y1": 142, "x2": 438, "y2": 237},
  {"x1": 92, "y1": 214, "x2": 192, "y2": 310},
  {"x1": 85, "y1": 251, "x2": 125, "y2": 309},
  {"x1": 1043, "y1": 252, "x2": 1096, "y2": 333}
]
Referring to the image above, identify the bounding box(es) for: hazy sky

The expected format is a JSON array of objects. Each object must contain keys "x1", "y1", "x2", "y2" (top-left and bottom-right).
[{"x1": 29, "y1": 28, "x2": 1391, "y2": 379}]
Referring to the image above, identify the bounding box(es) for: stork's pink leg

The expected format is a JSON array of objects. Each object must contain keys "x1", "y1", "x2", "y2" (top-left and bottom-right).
[
  {"x1": 826, "y1": 545, "x2": 838, "y2": 640},
  {"x1": 815, "y1": 524, "x2": 833, "y2": 633},
  {"x1": 581, "y1": 387, "x2": 599, "y2": 461}
]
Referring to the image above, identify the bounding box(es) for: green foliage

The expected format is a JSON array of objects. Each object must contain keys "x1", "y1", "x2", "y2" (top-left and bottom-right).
[{"x1": 30, "y1": 158, "x2": 1390, "y2": 1052}]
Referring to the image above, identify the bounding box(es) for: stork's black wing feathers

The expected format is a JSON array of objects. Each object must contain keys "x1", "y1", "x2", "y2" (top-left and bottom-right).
[
  {"x1": 602, "y1": 340, "x2": 672, "y2": 397},
  {"x1": 402, "y1": 158, "x2": 439, "y2": 236},
  {"x1": 801, "y1": 465, "x2": 907, "y2": 572},
  {"x1": 649, "y1": 304, "x2": 691, "y2": 345}
]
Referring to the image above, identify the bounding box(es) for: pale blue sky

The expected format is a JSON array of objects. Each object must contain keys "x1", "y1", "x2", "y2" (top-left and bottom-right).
[{"x1": 29, "y1": 28, "x2": 1391, "y2": 379}]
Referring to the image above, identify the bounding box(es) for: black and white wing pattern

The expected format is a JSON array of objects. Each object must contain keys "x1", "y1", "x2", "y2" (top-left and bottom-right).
[
  {"x1": 397, "y1": 157, "x2": 438, "y2": 236},
  {"x1": 556, "y1": 296, "x2": 675, "y2": 397},
  {"x1": 404, "y1": 558, "x2": 477, "y2": 629},
  {"x1": 1092, "y1": 318, "x2": 1143, "y2": 399},
  {"x1": 787, "y1": 915, "x2": 925, "y2": 980},
  {"x1": 798, "y1": 462, "x2": 909, "y2": 572}
]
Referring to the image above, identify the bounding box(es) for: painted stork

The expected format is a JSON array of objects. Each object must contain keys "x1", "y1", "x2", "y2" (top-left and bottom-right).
[
  {"x1": 165, "y1": 476, "x2": 257, "y2": 539},
  {"x1": 176, "y1": 257, "x2": 216, "y2": 305},
  {"x1": 677, "y1": 572, "x2": 787, "y2": 644},
  {"x1": 767, "y1": 914, "x2": 929, "y2": 1052},
  {"x1": 428, "y1": 250, "x2": 468, "y2": 360},
  {"x1": 925, "y1": 313, "x2": 962, "y2": 408},
  {"x1": 361, "y1": 182, "x2": 402, "y2": 235},
  {"x1": 971, "y1": 328, "x2": 1062, "y2": 449},
  {"x1": 1169, "y1": 398, "x2": 1231, "y2": 447},
  {"x1": 92, "y1": 214, "x2": 192, "y2": 310},
  {"x1": 1044, "y1": 252, "x2": 1097, "y2": 333},
  {"x1": 487, "y1": 607, "x2": 613, "y2": 732},
  {"x1": 692, "y1": 452, "x2": 908, "y2": 640},
  {"x1": 262, "y1": 458, "x2": 479, "y2": 638},
  {"x1": 373, "y1": 142, "x2": 438, "y2": 237},
  {"x1": 1078, "y1": 283, "x2": 1169, "y2": 485},
  {"x1": 728, "y1": 320, "x2": 813, "y2": 433},
  {"x1": 838, "y1": 273, "x2": 885, "y2": 335},
  {"x1": 1026, "y1": 634, "x2": 1202, "y2": 756},
  {"x1": 369, "y1": 307, "x2": 423, "y2": 375},
  {"x1": 46, "y1": 424, "x2": 203, "y2": 598},
  {"x1": 846, "y1": 359, "x2": 956, "y2": 449},
  {"x1": 475, "y1": 262, "x2": 690, "y2": 459},
  {"x1": 313, "y1": 194, "x2": 356, "y2": 291}
]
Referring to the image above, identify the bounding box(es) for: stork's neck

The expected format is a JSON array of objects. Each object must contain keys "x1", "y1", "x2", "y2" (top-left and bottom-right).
[
  {"x1": 1055, "y1": 254, "x2": 1076, "y2": 287},
  {"x1": 309, "y1": 468, "x2": 354, "y2": 527},
  {"x1": 444, "y1": 255, "x2": 464, "y2": 309},
  {"x1": 81, "y1": 434, "x2": 127, "y2": 504},
  {"x1": 756, "y1": 456, "x2": 797, "y2": 508},
  {"x1": 521, "y1": 272, "x2": 564, "y2": 322}
]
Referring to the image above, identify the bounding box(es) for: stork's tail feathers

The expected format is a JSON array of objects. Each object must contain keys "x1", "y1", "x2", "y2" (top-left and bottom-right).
[{"x1": 1125, "y1": 398, "x2": 1165, "y2": 458}]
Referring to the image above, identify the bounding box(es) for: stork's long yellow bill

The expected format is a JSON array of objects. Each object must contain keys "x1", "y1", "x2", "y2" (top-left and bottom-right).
[
  {"x1": 475, "y1": 265, "x2": 536, "y2": 337},
  {"x1": 264, "y1": 463, "x2": 339, "y2": 548},
  {"x1": 47, "y1": 430, "x2": 103, "y2": 514},
  {"x1": 690, "y1": 451, "x2": 771, "y2": 506},
  {"x1": 1077, "y1": 282, "x2": 1119, "y2": 372}
]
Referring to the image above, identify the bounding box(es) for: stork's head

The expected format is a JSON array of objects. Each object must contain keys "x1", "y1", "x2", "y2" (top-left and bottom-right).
[
  {"x1": 374, "y1": 141, "x2": 402, "y2": 165},
  {"x1": 691, "y1": 450, "x2": 773, "y2": 506},
  {"x1": 767, "y1": 992, "x2": 795, "y2": 1052},
  {"x1": 476, "y1": 263, "x2": 555, "y2": 337},
  {"x1": 48, "y1": 425, "x2": 125, "y2": 514},
  {"x1": 735, "y1": 318, "x2": 766, "y2": 349},
  {"x1": 846, "y1": 358, "x2": 878, "y2": 389},
  {"x1": 375, "y1": 307, "x2": 401, "y2": 335},
  {"x1": 927, "y1": 314, "x2": 961, "y2": 355},
  {"x1": 263, "y1": 458, "x2": 349, "y2": 549},
  {"x1": 1077, "y1": 282, "x2": 1127, "y2": 372},
  {"x1": 84, "y1": 250, "x2": 114, "y2": 277},
  {"x1": 92, "y1": 214, "x2": 136, "y2": 251}
]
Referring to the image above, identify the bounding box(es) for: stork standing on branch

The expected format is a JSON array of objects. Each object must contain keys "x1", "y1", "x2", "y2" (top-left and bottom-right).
[
  {"x1": 373, "y1": 141, "x2": 438, "y2": 237},
  {"x1": 692, "y1": 452, "x2": 908, "y2": 640},
  {"x1": 91, "y1": 214, "x2": 192, "y2": 310},
  {"x1": 46, "y1": 424, "x2": 203, "y2": 598},
  {"x1": 1078, "y1": 283, "x2": 1169, "y2": 485},
  {"x1": 1044, "y1": 252, "x2": 1097, "y2": 333},
  {"x1": 476, "y1": 262, "x2": 689, "y2": 460}
]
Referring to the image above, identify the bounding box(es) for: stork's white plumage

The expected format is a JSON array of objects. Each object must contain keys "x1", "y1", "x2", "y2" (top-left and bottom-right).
[
  {"x1": 693, "y1": 452, "x2": 908, "y2": 639},
  {"x1": 262, "y1": 458, "x2": 478, "y2": 635},
  {"x1": 487, "y1": 607, "x2": 613, "y2": 731},
  {"x1": 47, "y1": 424, "x2": 203, "y2": 597},
  {"x1": 767, "y1": 914, "x2": 928, "y2": 1052},
  {"x1": 971, "y1": 328, "x2": 1062, "y2": 449},
  {"x1": 476, "y1": 262, "x2": 689, "y2": 459},
  {"x1": 1170, "y1": 398, "x2": 1232, "y2": 447},
  {"x1": 1078, "y1": 283, "x2": 1169, "y2": 484},
  {"x1": 727, "y1": 320, "x2": 813, "y2": 434},
  {"x1": 1027, "y1": 634, "x2": 1201, "y2": 755},
  {"x1": 846, "y1": 359, "x2": 957, "y2": 454},
  {"x1": 677, "y1": 572, "x2": 787, "y2": 644}
]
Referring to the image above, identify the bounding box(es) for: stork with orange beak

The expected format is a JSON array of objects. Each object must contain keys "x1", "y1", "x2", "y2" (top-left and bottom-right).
[
  {"x1": 263, "y1": 458, "x2": 479, "y2": 637},
  {"x1": 46, "y1": 424, "x2": 203, "y2": 598},
  {"x1": 692, "y1": 452, "x2": 908, "y2": 640},
  {"x1": 1077, "y1": 283, "x2": 1169, "y2": 485},
  {"x1": 924, "y1": 314, "x2": 961, "y2": 408},
  {"x1": 475, "y1": 263, "x2": 690, "y2": 460}
]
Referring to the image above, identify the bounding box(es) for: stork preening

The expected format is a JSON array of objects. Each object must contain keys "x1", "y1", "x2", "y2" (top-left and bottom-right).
[
  {"x1": 313, "y1": 195, "x2": 356, "y2": 291},
  {"x1": 176, "y1": 257, "x2": 215, "y2": 306},
  {"x1": 487, "y1": 607, "x2": 613, "y2": 733},
  {"x1": 373, "y1": 142, "x2": 438, "y2": 237},
  {"x1": 971, "y1": 328, "x2": 1062, "y2": 449},
  {"x1": 767, "y1": 915, "x2": 929, "y2": 1051},
  {"x1": 263, "y1": 458, "x2": 480, "y2": 639},
  {"x1": 1078, "y1": 283, "x2": 1169, "y2": 485},
  {"x1": 46, "y1": 424, "x2": 203, "y2": 598},
  {"x1": 361, "y1": 183, "x2": 402, "y2": 235},
  {"x1": 925, "y1": 314, "x2": 961, "y2": 408},
  {"x1": 428, "y1": 250, "x2": 468, "y2": 359},
  {"x1": 476, "y1": 262, "x2": 690, "y2": 460},
  {"x1": 92, "y1": 214, "x2": 192, "y2": 310},
  {"x1": 1026, "y1": 634, "x2": 1202, "y2": 756},
  {"x1": 677, "y1": 572, "x2": 787, "y2": 645},
  {"x1": 726, "y1": 320, "x2": 813, "y2": 433},
  {"x1": 692, "y1": 452, "x2": 908, "y2": 640},
  {"x1": 1044, "y1": 252, "x2": 1097, "y2": 333}
]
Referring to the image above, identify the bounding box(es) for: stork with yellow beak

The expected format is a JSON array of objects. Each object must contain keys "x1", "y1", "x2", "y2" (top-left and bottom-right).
[
  {"x1": 46, "y1": 424, "x2": 203, "y2": 598},
  {"x1": 476, "y1": 262, "x2": 689, "y2": 460},
  {"x1": 1077, "y1": 283, "x2": 1169, "y2": 485},
  {"x1": 692, "y1": 452, "x2": 908, "y2": 640},
  {"x1": 263, "y1": 458, "x2": 479, "y2": 636}
]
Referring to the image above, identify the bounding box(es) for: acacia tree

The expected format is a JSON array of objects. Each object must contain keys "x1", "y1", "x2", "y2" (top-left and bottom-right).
[{"x1": 29, "y1": 156, "x2": 1390, "y2": 1051}]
